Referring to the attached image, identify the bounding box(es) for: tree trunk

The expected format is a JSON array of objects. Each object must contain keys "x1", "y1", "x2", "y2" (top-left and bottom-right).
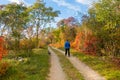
[{"x1": 36, "y1": 23, "x2": 39, "y2": 48}]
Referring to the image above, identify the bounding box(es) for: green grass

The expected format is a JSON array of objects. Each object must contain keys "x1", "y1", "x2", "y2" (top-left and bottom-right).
[
  {"x1": 0, "y1": 49, "x2": 50, "y2": 80},
  {"x1": 51, "y1": 47, "x2": 84, "y2": 80},
  {"x1": 70, "y1": 49, "x2": 120, "y2": 80}
]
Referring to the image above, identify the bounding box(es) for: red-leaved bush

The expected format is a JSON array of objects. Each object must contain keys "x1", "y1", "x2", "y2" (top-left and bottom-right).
[
  {"x1": 0, "y1": 36, "x2": 7, "y2": 60},
  {"x1": 72, "y1": 28, "x2": 98, "y2": 55}
]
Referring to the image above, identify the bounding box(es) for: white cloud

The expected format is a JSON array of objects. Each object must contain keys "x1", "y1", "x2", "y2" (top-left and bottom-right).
[
  {"x1": 55, "y1": 17, "x2": 64, "y2": 22},
  {"x1": 8, "y1": 0, "x2": 21, "y2": 4},
  {"x1": 76, "y1": 0, "x2": 98, "y2": 6},
  {"x1": 52, "y1": 0, "x2": 81, "y2": 11},
  {"x1": 8, "y1": 0, "x2": 30, "y2": 6}
]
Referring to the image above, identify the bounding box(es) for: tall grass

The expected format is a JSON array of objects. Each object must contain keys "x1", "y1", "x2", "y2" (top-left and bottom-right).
[{"x1": 0, "y1": 49, "x2": 50, "y2": 80}]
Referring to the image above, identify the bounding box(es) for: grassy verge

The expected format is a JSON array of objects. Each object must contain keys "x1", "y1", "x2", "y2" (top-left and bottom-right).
[
  {"x1": 0, "y1": 49, "x2": 50, "y2": 80},
  {"x1": 69, "y1": 49, "x2": 120, "y2": 80},
  {"x1": 51, "y1": 47, "x2": 84, "y2": 80}
]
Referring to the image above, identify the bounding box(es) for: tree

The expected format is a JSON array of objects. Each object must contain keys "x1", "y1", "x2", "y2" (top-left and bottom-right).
[
  {"x1": 57, "y1": 17, "x2": 77, "y2": 41},
  {"x1": 72, "y1": 26, "x2": 98, "y2": 55},
  {"x1": 0, "y1": 3, "x2": 29, "y2": 50},
  {"x1": 29, "y1": 0, "x2": 60, "y2": 48},
  {"x1": 87, "y1": 0, "x2": 120, "y2": 56},
  {"x1": 0, "y1": 5, "x2": 8, "y2": 36}
]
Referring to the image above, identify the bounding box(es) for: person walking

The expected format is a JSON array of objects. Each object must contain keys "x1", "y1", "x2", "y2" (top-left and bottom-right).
[{"x1": 64, "y1": 40, "x2": 70, "y2": 57}]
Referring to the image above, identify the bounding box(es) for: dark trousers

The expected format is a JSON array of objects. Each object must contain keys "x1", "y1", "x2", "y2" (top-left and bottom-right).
[{"x1": 65, "y1": 48, "x2": 70, "y2": 57}]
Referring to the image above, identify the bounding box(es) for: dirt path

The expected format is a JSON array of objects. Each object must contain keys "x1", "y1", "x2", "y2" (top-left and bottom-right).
[
  {"x1": 52, "y1": 47, "x2": 106, "y2": 80},
  {"x1": 48, "y1": 47, "x2": 67, "y2": 80}
]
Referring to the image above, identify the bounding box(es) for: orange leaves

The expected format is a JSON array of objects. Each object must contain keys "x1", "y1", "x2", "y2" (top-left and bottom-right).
[
  {"x1": 0, "y1": 62, "x2": 9, "y2": 76},
  {"x1": 72, "y1": 28, "x2": 98, "y2": 55},
  {"x1": 0, "y1": 36, "x2": 7, "y2": 60},
  {"x1": 72, "y1": 32, "x2": 84, "y2": 51},
  {"x1": 50, "y1": 40, "x2": 64, "y2": 48}
]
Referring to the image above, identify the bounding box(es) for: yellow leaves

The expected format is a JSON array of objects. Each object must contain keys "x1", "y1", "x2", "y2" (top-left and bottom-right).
[{"x1": 103, "y1": 22, "x2": 116, "y2": 30}]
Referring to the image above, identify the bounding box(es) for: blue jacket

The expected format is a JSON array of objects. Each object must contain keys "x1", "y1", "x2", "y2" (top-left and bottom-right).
[{"x1": 64, "y1": 41, "x2": 70, "y2": 49}]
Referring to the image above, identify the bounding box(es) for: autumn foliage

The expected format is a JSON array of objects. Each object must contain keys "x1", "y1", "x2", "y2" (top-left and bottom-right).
[
  {"x1": 0, "y1": 62, "x2": 9, "y2": 76},
  {"x1": 0, "y1": 36, "x2": 7, "y2": 60},
  {"x1": 72, "y1": 28, "x2": 98, "y2": 55},
  {"x1": 50, "y1": 39, "x2": 65, "y2": 48}
]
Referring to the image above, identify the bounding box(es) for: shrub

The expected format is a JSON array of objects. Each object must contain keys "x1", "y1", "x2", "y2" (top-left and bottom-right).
[
  {"x1": 72, "y1": 27, "x2": 98, "y2": 55},
  {"x1": 0, "y1": 36, "x2": 7, "y2": 60},
  {"x1": 0, "y1": 62, "x2": 9, "y2": 76}
]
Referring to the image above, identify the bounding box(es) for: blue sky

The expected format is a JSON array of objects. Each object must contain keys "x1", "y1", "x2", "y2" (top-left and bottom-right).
[{"x1": 0, "y1": 0, "x2": 98, "y2": 27}]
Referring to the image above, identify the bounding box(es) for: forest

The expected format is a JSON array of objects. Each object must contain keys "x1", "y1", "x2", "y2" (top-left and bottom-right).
[{"x1": 0, "y1": 0, "x2": 120, "y2": 80}]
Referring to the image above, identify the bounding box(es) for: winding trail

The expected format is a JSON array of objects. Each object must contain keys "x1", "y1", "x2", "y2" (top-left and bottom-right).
[
  {"x1": 52, "y1": 47, "x2": 106, "y2": 80},
  {"x1": 48, "y1": 47, "x2": 67, "y2": 80}
]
